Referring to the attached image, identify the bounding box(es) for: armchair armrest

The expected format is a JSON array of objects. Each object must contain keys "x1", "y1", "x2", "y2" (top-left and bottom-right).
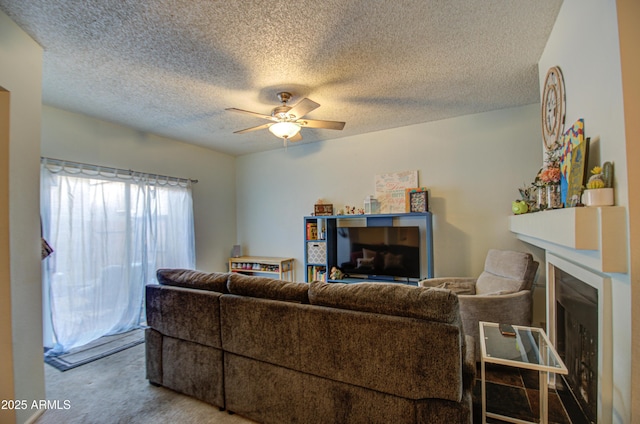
[
  {"x1": 419, "y1": 277, "x2": 477, "y2": 287},
  {"x1": 458, "y1": 290, "x2": 533, "y2": 361},
  {"x1": 419, "y1": 277, "x2": 477, "y2": 295}
]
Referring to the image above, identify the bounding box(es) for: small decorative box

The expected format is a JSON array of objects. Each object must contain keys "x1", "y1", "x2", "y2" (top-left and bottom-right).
[{"x1": 314, "y1": 204, "x2": 334, "y2": 216}]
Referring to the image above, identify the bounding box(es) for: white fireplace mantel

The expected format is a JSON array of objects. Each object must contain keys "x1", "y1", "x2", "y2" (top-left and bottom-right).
[{"x1": 509, "y1": 206, "x2": 627, "y2": 274}]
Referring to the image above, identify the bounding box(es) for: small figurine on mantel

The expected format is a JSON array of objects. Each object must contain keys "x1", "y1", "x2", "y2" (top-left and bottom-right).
[{"x1": 343, "y1": 205, "x2": 364, "y2": 215}]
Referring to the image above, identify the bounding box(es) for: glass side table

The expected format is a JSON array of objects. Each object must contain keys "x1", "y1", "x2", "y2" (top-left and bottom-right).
[{"x1": 479, "y1": 321, "x2": 568, "y2": 424}]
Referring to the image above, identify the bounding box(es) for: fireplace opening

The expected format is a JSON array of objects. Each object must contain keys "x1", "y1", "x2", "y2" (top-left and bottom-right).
[{"x1": 555, "y1": 267, "x2": 598, "y2": 424}]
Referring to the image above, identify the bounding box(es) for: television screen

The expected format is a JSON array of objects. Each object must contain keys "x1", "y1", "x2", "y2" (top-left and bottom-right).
[{"x1": 336, "y1": 226, "x2": 421, "y2": 279}]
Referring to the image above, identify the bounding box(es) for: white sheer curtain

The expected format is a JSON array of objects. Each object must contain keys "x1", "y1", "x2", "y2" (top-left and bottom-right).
[{"x1": 40, "y1": 160, "x2": 195, "y2": 354}]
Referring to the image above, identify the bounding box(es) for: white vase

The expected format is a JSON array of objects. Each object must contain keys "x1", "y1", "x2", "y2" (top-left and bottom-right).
[{"x1": 582, "y1": 188, "x2": 614, "y2": 206}]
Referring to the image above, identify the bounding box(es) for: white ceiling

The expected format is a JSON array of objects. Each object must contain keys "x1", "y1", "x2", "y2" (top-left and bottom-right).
[{"x1": 0, "y1": 0, "x2": 562, "y2": 156}]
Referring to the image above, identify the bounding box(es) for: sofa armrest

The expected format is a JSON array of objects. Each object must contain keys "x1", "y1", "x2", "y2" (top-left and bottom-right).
[{"x1": 462, "y1": 335, "x2": 476, "y2": 391}]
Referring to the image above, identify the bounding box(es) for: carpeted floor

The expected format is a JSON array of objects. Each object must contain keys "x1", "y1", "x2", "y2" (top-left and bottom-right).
[
  {"x1": 36, "y1": 343, "x2": 256, "y2": 424},
  {"x1": 36, "y1": 342, "x2": 571, "y2": 423}
]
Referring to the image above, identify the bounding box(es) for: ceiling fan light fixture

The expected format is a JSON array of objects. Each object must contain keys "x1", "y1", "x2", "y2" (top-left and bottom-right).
[{"x1": 269, "y1": 121, "x2": 301, "y2": 139}]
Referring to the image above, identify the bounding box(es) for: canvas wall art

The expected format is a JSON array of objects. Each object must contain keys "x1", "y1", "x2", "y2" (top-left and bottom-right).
[
  {"x1": 559, "y1": 119, "x2": 587, "y2": 207},
  {"x1": 375, "y1": 171, "x2": 418, "y2": 213}
]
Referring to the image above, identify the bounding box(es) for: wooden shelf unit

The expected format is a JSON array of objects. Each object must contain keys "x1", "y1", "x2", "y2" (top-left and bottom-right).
[{"x1": 229, "y1": 256, "x2": 296, "y2": 282}]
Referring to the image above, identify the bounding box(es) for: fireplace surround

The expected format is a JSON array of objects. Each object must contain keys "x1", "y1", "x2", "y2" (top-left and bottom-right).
[
  {"x1": 548, "y1": 252, "x2": 612, "y2": 423},
  {"x1": 555, "y1": 267, "x2": 598, "y2": 422},
  {"x1": 509, "y1": 206, "x2": 625, "y2": 423}
]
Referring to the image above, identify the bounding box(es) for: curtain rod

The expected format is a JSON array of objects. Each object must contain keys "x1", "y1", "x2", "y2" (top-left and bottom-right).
[{"x1": 41, "y1": 157, "x2": 198, "y2": 184}]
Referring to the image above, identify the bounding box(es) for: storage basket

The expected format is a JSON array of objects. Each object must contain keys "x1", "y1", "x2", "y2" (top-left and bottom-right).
[{"x1": 306, "y1": 242, "x2": 327, "y2": 264}]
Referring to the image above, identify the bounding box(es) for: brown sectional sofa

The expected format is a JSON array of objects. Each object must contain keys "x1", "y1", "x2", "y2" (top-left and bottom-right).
[{"x1": 145, "y1": 269, "x2": 476, "y2": 423}]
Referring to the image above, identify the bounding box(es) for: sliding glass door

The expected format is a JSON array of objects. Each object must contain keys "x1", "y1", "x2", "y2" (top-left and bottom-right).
[{"x1": 40, "y1": 160, "x2": 195, "y2": 354}]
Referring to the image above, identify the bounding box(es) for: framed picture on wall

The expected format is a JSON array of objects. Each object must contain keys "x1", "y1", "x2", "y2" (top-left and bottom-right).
[{"x1": 405, "y1": 187, "x2": 429, "y2": 213}]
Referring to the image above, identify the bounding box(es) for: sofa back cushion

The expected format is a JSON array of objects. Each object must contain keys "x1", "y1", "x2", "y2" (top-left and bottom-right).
[
  {"x1": 146, "y1": 284, "x2": 223, "y2": 348},
  {"x1": 227, "y1": 273, "x2": 309, "y2": 303},
  {"x1": 475, "y1": 250, "x2": 538, "y2": 295},
  {"x1": 308, "y1": 281, "x2": 459, "y2": 324},
  {"x1": 156, "y1": 268, "x2": 229, "y2": 293},
  {"x1": 220, "y1": 295, "x2": 465, "y2": 402}
]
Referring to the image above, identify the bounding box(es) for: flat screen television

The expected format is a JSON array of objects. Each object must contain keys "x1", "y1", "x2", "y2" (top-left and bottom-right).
[{"x1": 336, "y1": 226, "x2": 421, "y2": 279}]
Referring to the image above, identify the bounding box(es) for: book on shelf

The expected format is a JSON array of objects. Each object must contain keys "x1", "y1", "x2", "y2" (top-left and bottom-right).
[
  {"x1": 306, "y1": 222, "x2": 318, "y2": 240},
  {"x1": 307, "y1": 265, "x2": 326, "y2": 282}
]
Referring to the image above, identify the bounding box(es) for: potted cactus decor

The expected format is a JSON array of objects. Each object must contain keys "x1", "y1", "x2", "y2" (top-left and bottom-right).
[{"x1": 582, "y1": 162, "x2": 614, "y2": 206}]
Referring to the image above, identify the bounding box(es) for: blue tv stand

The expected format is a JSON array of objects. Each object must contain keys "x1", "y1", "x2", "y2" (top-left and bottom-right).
[{"x1": 303, "y1": 212, "x2": 434, "y2": 283}]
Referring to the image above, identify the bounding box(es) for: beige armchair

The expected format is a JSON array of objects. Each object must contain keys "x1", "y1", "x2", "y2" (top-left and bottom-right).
[{"x1": 419, "y1": 249, "x2": 539, "y2": 361}]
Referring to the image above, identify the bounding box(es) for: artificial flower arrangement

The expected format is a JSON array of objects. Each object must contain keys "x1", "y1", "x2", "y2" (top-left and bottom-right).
[
  {"x1": 536, "y1": 166, "x2": 561, "y2": 185},
  {"x1": 535, "y1": 150, "x2": 561, "y2": 186},
  {"x1": 514, "y1": 151, "x2": 562, "y2": 214}
]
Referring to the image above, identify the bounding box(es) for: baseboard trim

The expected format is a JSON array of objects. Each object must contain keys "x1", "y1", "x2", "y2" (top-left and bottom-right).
[{"x1": 24, "y1": 408, "x2": 45, "y2": 424}]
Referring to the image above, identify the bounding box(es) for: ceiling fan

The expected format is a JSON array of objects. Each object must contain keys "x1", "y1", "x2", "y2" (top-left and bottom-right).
[{"x1": 226, "y1": 92, "x2": 346, "y2": 143}]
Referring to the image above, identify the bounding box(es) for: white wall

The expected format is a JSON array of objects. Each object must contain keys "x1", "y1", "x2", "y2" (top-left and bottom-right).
[
  {"x1": 236, "y1": 104, "x2": 545, "y2": 299},
  {"x1": 538, "y1": 0, "x2": 631, "y2": 422},
  {"x1": 0, "y1": 10, "x2": 45, "y2": 424},
  {"x1": 41, "y1": 106, "x2": 237, "y2": 273}
]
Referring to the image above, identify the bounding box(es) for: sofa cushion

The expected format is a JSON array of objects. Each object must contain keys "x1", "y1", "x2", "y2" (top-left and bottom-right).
[
  {"x1": 227, "y1": 273, "x2": 309, "y2": 303},
  {"x1": 475, "y1": 272, "x2": 524, "y2": 295},
  {"x1": 146, "y1": 284, "x2": 223, "y2": 348},
  {"x1": 484, "y1": 249, "x2": 533, "y2": 279},
  {"x1": 475, "y1": 250, "x2": 537, "y2": 295},
  {"x1": 156, "y1": 268, "x2": 229, "y2": 293},
  {"x1": 220, "y1": 295, "x2": 466, "y2": 402},
  {"x1": 162, "y1": 336, "x2": 225, "y2": 407},
  {"x1": 308, "y1": 281, "x2": 459, "y2": 324}
]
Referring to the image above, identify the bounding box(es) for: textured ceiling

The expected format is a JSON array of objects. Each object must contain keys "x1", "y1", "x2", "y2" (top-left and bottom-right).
[{"x1": 0, "y1": 0, "x2": 562, "y2": 156}]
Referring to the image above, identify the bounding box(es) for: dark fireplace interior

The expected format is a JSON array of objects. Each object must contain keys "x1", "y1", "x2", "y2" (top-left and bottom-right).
[{"x1": 555, "y1": 268, "x2": 598, "y2": 424}]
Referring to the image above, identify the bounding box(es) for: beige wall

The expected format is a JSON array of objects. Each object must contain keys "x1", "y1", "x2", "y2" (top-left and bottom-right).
[
  {"x1": 4, "y1": 2, "x2": 637, "y2": 422},
  {"x1": 0, "y1": 10, "x2": 45, "y2": 424},
  {"x1": 539, "y1": 0, "x2": 631, "y2": 421},
  {"x1": 617, "y1": 0, "x2": 640, "y2": 421},
  {"x1": 41, "y1": 106, "x2": 238, "y2": 273},
  {"x1": 236, "y1": 104, "x2": 545, "y2": 313}
]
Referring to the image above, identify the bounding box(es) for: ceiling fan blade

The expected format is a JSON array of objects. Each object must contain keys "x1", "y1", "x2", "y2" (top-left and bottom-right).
[
  {"x1": 233, "y1": 123, "x2": 272, "y2": 134},
  {"x1": 288, "y1": 132, "x2": 303, "y2": 142},
  {"x1": 297, "y1": 118, "x2": 346, "y2": 130},
  {"x1": 287, "y1": 98, "x2": 320, "y2": 119},
  {"x1": 226, "y1": 108, "x2": 276, "y2": 121}
]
